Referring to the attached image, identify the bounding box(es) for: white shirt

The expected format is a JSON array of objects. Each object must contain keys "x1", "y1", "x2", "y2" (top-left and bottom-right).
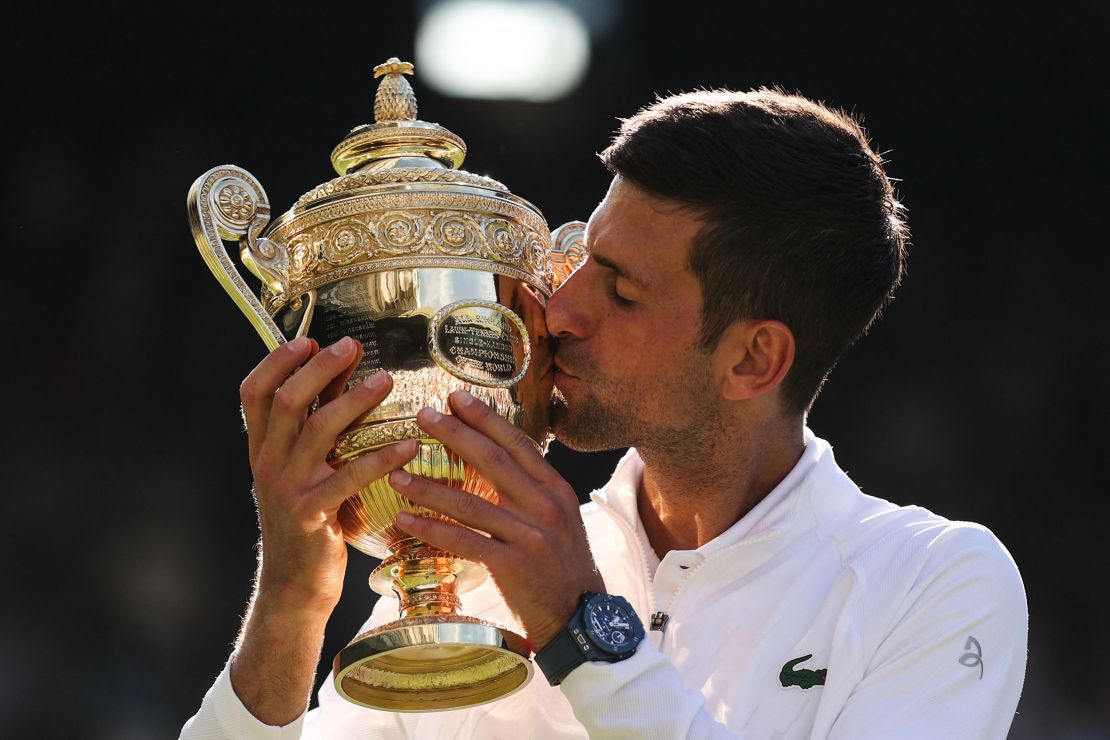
[{"x1": 182, "y1": 430, "x2": 1027, "y2": 738}]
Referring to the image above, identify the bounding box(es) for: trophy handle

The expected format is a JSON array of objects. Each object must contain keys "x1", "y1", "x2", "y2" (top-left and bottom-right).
[
  {"x1": 187, "y1": 166, "x2": 287, "y2": 350},
  {"x1": 550, "y1": 220, "x2": 588, "y2": 290}
]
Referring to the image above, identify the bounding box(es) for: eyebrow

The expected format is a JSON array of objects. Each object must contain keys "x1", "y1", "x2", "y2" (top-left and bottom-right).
[{"x1": 589, "y1": 251, "x2": 651, "y2": 290}]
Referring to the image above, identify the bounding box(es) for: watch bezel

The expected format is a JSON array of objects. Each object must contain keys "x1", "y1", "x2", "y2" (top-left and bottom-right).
[{"x1": 581, "y1": 592, "x2": 643, "y2": 656}]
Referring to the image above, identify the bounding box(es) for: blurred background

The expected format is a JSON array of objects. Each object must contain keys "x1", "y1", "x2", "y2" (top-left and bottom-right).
[{"x1": 5, "y1": 1, "x2": 1107, "y2": 737}]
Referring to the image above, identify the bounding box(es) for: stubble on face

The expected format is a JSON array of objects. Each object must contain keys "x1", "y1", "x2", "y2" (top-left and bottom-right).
[
  {"x1": 547, "y1": 176, "x2": 725, "y2": 470},
  {"x1": 550, "y1": 337, "x2": 721, "y2": 466}
]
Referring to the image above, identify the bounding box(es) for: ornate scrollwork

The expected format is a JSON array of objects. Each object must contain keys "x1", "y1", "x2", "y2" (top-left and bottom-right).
[
  {"x1": 217, "y1": 183, "x2": 255, "y2": 221},
  {"x1": 484, "y1": 219, "x2": 523, "y2": 262},
  {"x1": 188, "y1": 166, "x2": 286, "y2": 349},
  {"x1": 209, "y1": 175, "x2": 265, "y2": 240},
  {"x1": 330, "y1": 418, "x2": 426, "y2": 461},
  {"x1": 323, "y1": 220, "x2": 375, "y2": 264},
  {"x1": 259, "y1": 203, "x2": 552, "y2": 313},
  {"x1": 295, "y1": 168, "x2": 508, "y2": 210},
  {"x1": 379, "y1": 211, "x2": 426, "y2": 254},
  {"x1": 550, "y1": 220, "x2": 588, "y2": 289},
  {"x1": 431, "y1": 212, "x2": 483, "y2": 256},
  {"x1": 286, "y1": 234, "x2": 319, "y2": 283},
  {"x1": 245, "y1": 237, "x2": 293, "y2": 302}
]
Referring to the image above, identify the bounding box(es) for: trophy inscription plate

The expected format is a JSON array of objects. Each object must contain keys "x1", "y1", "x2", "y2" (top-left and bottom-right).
[{"x1": 432, "y1": 301, "x2": 528, "y2": 387}]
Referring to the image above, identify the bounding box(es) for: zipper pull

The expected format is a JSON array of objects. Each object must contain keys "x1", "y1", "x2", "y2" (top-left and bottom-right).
[{"x1": 650, "y1": 611, "x2": 669, "y2": 632}]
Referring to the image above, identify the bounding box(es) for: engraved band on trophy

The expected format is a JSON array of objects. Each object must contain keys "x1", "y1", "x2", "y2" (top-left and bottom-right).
[{"x1": 187, "y1": 58, "x2": 587, "y2": 712}]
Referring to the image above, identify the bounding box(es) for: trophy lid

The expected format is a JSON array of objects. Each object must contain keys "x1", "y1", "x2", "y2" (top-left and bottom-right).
[
  {"x1": 289, "y1": 58, "x2": 521, "y2": 211},
  {"x1": 329, "y1": 58, "x2": 469, "y2": 176},
  {"x1": 236, "y1": 59, "x2": 553, "y2": 315}
]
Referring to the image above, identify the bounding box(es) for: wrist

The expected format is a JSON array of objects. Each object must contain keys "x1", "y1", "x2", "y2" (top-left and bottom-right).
[
  {"x1": 532, "y1": 578, "x2": 606, "y2": 651},
  {"x1": 231, "y1": 595, "x2": 330, "y2": 727},
  {"x1": 530, "y1": 608, "x2": 580, "y2": 654},
  {"x1": 534, "y1": 592, "x2": 645, "y2": 686},
  {"x1": 249, "y1": 589, "x2": 335, "y2": 630},
  {"x1": 256, "y1": 568, "x2": 342, "y2": 620}
]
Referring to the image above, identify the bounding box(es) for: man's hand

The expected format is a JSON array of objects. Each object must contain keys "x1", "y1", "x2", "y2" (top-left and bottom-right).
[
  {"x1": 232, "y1": 336, "x2": 418, "y2": 725},
  {"x1": 242, "y1": 335, "x2": 418, "y2": 616},
  {"x1": 389, "y1": 389, "x2": 605, "y2": 652}
]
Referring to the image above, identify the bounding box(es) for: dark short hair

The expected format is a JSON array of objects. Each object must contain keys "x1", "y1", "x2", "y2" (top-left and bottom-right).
[{"x1": 600, "y1": 88, "x2": 909, "y2": 414}]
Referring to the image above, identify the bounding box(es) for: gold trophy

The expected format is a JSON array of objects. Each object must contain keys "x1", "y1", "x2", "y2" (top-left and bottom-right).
[{"x1": 187, "y1": 58, "x2": 586, "y2": 711}]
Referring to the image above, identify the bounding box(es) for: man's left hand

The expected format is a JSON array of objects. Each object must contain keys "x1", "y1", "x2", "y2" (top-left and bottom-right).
[{"x1": 390, "y1": 389, "x2": 605, "y2": 651}]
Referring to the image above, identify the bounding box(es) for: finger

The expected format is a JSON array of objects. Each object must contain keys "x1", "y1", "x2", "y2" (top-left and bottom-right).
[
  {"x1": 260, "y1": 337, "x2": 360, "y2": 465},
  {"x1": 414, "y1": 405, "x2": 540, "y2": 510},
  {"x1": 389, "y1": 468, "x2": 521, "y2": 541},
  {"x1": 319, "y1": 341, "x2": 365, "y2": 406},
  {"x1": 448, "y1": 390, "x2": 558, "y2": 484},
  {"x1": 290, "y1": 371, "x2": 394, "y2": 474},
  {"x1": 312, "y1": 438, "x2": 419, "y2": 511},
  {"x1": 447, "y1": 390, "x2": 580, "y2": 516},
  {"x1": 394, "y1": 510, "x2": 507, "y2": 567},
  {"x1": 241, "y1": 337, "x2": 315, "y2": 465}
]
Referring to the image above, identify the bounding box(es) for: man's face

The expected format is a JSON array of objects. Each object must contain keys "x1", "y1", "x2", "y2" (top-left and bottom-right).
[{"x1": 546, "y1": 177, "x2": 721, "y2": 455}]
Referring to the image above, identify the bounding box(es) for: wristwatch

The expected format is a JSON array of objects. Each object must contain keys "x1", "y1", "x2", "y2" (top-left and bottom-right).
[{"x1": 535, "y1": 591, "x2": 646, "y2": 686}]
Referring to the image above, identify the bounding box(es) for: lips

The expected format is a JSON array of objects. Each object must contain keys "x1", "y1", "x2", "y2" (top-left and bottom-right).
[{"x1": 553, "y1": 354, "x2": 579, "y2": 380}]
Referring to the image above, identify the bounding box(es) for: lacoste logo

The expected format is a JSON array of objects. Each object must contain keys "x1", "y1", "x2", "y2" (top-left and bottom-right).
[{"x1": 779, "y1": 654, "x2": 827, "y2": 689}]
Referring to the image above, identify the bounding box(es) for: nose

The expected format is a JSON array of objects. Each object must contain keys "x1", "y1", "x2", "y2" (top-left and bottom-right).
[{"x1": 545, "y1": 263, "x2": 587, "y2": 339}]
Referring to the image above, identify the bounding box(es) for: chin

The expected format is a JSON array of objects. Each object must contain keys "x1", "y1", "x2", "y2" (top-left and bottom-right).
[{"x1": 550, "y1": 399, "x2": 629, "y2": 453}]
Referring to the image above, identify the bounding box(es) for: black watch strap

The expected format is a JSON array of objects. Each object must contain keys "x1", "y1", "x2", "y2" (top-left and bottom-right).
[{"x1": 535, "y1": 626, "x2": 589, "y2": 686}]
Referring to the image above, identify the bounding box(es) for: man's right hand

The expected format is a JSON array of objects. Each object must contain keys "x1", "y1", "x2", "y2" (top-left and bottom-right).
[{"x1": 231, "y1": 335, "x2": 418, "y2": 725}]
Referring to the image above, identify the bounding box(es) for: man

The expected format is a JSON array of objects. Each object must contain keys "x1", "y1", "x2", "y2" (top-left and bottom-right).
[{"x1": 183, "y1": 89, "x2": 1027, "y2": 738}]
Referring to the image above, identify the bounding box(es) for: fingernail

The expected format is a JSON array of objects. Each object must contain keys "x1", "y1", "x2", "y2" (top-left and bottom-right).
[
  {"x1": 453, "y1": 389, "x2": 476, "y2": 407},
  {"x1": 420, "y1": 407, "x2": 443, "y2": 423},
  {"x1": 362, "y1": 371, "x2": 388, "y2": 390},
  {"x1": 286, "y1": 336, "x2": 309, "y2": 352},
  {"x1": 391, "y1": 469, "x2": 412, "y2": 487},
  {"x1": 396, "y1": 512, "x2": 414, "y2": 526},
  {"x1": 330, "y1": 337, "x2": 353, "y2": 355}
]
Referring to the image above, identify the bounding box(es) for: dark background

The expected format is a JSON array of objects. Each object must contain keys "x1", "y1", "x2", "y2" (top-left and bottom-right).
[{"x1": 4, "y1": 2, "x2": 1108, "y2": 737}]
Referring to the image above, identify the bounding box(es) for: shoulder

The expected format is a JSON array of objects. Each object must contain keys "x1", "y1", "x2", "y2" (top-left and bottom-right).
[
  {"x1": 830, "y1": 499, "x2": 1022, "y2": 605},
  {"x1": 802, "y1": 445, "x2": 1025, "y2": 625},
  {"x1": 821, "y1": 510, "x2": 1026, "y2": 680},
  {"x1": 805, "y1": 445, "x2": 1022, "y2": 588},
  {"x1": 848, "y1": 509, "x2": 1025, "y2": 617}
]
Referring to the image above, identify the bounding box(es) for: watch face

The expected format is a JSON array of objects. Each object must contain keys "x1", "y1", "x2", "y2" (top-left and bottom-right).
[{"x1": 584, "y1": 596, "x2": 641, "y2": 655}]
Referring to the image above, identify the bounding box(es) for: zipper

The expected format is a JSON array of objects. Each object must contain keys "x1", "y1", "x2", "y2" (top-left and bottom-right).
[
  {"x1": 656, "y1": 528, "x2": 783, "y2": 650},
  {"x1": 594, "y1": 495, "x2": 786, "y2": 651},
  {"x1": 592, "y1": 497, "x2": 657, "y2": 626}
]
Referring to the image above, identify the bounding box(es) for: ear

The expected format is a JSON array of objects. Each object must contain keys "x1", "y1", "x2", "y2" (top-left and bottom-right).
[{"x1": 711, "y1": 320, "x2": 796, "y2": 402}]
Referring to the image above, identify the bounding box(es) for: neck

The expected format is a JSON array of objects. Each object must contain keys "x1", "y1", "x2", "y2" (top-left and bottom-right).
[{"x1": 636, "y1": 415, "x2": 805, "y2": 556}]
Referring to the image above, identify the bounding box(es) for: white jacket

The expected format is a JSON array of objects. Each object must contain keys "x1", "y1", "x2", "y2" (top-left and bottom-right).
[{"x1": 182, "y1": 430, "x2": 1027, "y2": 739}]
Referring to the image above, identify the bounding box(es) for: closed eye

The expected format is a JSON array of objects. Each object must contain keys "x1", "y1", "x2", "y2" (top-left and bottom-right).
[{"x1": 608, "y1": 278, "x2": 635, "y2": 307}]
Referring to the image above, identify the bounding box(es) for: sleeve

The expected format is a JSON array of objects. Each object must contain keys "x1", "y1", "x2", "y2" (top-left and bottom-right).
[
  {"x1": 180, "y1": 596, "x2": 409, "y2": 740},
  {"x1": 179, "y1": 659, "x2": 306, "y2": 740},
  {"x1": 824, "y1": 524, "x2": 1028, "y2": 739},
  {"x1": 559, "y1": 643, "x2": 742, "y2": 739}
]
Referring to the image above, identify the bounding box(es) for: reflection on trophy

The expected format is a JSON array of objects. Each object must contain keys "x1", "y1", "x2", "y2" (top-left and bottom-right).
[{"x1": 187, "y1": 58, "x2": 586, "y2": 711}]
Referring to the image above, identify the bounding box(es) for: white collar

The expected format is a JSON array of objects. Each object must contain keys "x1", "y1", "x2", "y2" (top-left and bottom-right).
[{"x1": 590, "y1": 428, "x2": 830, "y2": 563}]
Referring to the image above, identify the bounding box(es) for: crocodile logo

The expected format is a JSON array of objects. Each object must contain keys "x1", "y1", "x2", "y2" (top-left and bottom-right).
[{"x1": 780, "y1": 654, "x2": 827, "y2": 689}]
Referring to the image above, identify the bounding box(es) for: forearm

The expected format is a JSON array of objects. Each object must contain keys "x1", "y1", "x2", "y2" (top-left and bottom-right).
[{"x1": 230, "y1": 590, "x2": 331, "y2": 727}]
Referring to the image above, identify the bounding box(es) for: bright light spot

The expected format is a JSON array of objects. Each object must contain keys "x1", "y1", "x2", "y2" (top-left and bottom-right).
[{"x1": 416, "y1": 0, "x2": 590, "y2": 102}]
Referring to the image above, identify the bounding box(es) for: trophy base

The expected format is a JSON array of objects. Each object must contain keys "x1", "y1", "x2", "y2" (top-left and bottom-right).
[{"x1": 333, "y1": 614, "x2": 533, "y2": 711}]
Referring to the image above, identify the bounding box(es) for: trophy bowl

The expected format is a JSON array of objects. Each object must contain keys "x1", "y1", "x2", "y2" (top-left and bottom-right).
[{"x1": 187, "y1": 59, "x2": 586, "y2": 711}]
